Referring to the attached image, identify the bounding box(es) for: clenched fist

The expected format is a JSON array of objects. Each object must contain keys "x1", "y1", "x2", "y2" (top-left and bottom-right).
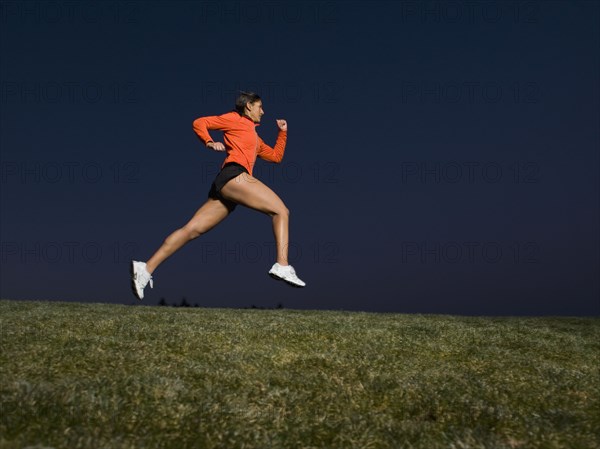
[{"x1": 276, "y1": 119, "x2": 287, "y2": 131}]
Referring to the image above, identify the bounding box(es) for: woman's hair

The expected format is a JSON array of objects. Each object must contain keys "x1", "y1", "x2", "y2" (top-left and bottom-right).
[{"x1": 235, "y1": 91, "x2": 261, "y2": 115}]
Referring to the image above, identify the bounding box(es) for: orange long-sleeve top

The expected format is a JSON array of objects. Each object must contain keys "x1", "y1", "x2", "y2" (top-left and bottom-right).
[{"x1": 193, "y1": 111, "x2": 287, "y2": 176}]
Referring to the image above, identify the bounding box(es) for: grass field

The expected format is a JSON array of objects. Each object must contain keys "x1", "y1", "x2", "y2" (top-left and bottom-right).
[{"x1": 0, "y1": 299, "x2": 598, "y2": 449}]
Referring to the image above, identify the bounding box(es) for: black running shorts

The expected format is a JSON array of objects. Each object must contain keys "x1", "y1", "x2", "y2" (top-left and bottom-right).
[{"x1": 208, "y1": 162, "x2": 248, "y2": 211}]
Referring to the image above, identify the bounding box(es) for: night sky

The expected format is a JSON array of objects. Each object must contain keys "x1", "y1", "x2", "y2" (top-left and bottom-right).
[{"x1": 1, "y1": 1, "x2": 598, "y2": 316}]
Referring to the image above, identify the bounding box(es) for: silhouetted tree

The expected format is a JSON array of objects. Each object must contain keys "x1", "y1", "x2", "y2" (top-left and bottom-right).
[
  {"x1": 158, "y1": 298, "x2": 167, "y2": 306},
  {"x1": 180, "y1": 297, "x2": 190, "y2": 307},
  {"x1": 245, "y1": 303, "x2": 284, "y2": 310}
]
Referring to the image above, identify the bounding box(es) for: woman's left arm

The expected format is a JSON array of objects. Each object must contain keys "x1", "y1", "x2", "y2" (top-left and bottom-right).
[{"x1": 257, "y1": 120, "x2": 288, "y2": 163}]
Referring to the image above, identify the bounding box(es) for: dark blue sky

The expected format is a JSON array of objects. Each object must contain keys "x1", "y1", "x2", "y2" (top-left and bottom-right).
[{"x1": 1, "y1": 1, "x2": 598, "y2": 315}]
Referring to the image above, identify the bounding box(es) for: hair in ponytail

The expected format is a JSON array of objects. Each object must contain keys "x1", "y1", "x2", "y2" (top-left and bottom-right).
[{"x1": 235, "y1": 91, "x2": 261, "y2": 115}]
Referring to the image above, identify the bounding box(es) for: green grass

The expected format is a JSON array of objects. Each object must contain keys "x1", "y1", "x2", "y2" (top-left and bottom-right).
[{"x1": 0, "y1": 299, "x2": 598, "y2": 449}]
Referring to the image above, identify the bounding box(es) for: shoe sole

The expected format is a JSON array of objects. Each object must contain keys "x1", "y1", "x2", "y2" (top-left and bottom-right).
[
  {"x1": 130, "y1": 261, "x2": 143, "y2": 300},
  {"x1": 269, "y1": 272, "x2": 305, "y2": 288}
]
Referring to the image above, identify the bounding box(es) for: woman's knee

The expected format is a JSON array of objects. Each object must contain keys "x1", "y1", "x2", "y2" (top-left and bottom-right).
[
  {"x1": 272, "y1": 205, "x2": 289, "y2": 218},
  {"x1": 183, "y1": 224, "x2": 204, "y2": 240}
]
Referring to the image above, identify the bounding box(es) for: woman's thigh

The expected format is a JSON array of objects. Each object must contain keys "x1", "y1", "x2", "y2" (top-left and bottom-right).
[
  {"x1": 220, "y1": 173, "x2": 287, "y2": 215},
  {"x1": 185, "y1": 197, "x2": 232, "y2": 234}
]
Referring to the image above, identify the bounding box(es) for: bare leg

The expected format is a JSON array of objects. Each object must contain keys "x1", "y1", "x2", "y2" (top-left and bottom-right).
[
  {"x1": 220, "y1": 173, "x2": 290, "y2": 265},
  {"x1": 145, "y1": 198, "x2": 232, "y2": 274}
]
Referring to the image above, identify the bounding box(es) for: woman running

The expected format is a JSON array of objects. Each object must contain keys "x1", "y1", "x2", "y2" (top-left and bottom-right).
[{"x1": 130, "y1": 91, "x2": 306, "y2": 300}]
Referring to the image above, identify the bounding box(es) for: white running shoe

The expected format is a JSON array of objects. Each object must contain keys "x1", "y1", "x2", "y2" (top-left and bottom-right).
[
  {"x1": 130, "y1": 260, "x2": 154, "y2": 300},
  {"x1": 268, "y1": 263, "x2": 306, "y2": 288}
]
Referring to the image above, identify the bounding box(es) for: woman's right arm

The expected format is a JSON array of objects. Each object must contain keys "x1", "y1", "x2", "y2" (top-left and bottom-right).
[{"x1": 192, "y1": 113, "x2": 232, "y2": 151}]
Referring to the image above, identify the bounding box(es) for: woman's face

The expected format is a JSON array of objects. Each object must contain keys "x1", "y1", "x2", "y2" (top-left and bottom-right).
[{"x1": 246, "y1": 101, "x2": 264, "y2": 123}]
